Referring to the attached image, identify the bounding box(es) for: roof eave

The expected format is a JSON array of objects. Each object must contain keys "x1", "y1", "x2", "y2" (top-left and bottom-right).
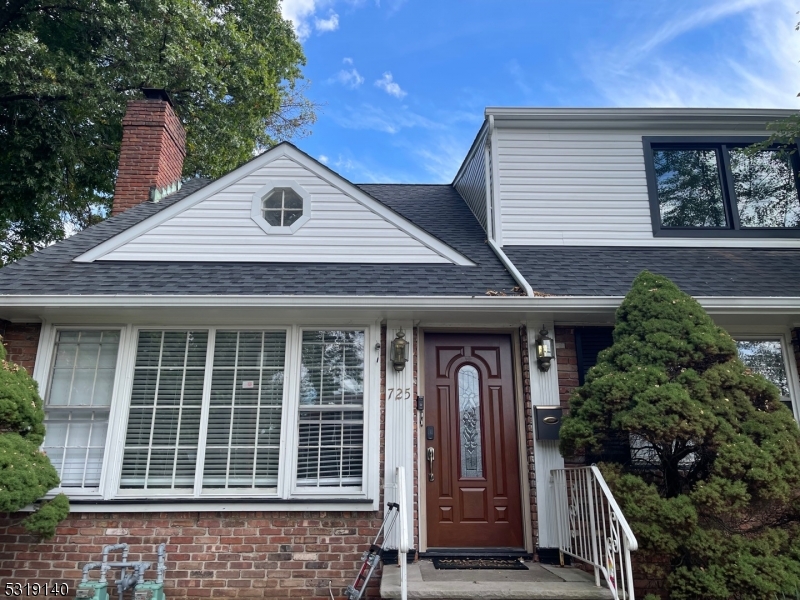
[
  {"x1": 484, "y1": 107, "x2": 798, "y2": 131},
  {"x1": 1, "y1": 295, "x2": 798, "y2": 313}
]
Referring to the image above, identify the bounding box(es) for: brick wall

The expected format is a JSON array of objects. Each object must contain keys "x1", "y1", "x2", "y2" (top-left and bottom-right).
[
  {"x1": 112, "y1": 98, "x2": 186, "y2": 215},
  {"x1": 554, "y1": 326, "x2": 578, "y2": 411},
  {"x1": 519, "y1": 326, "x2": 538, "y2": 551},
  {"x1": 0, "y1": 511, "x2": 384, "y2": 598},
  {"x1": 0, "y1": 321, "x2": 41, "y2": 374}
]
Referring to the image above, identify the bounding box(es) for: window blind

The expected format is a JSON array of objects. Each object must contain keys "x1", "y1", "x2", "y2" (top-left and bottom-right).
[
  {"x1": 43, "y1": 330, "x2": 120, "y2": 488},
  {"x1": 121, "y1": 330, "x2": 207, "y2": 490},
  {"x1": 203, "y1": 331, "x2": 286, "y2": 489},
  {"x1": 297, "y1": 330, "x2": 365, "y2": 487}
]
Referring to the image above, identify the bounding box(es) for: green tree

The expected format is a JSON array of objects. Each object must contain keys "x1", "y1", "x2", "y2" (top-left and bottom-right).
[
  {"x1": 0, "y1": 339, "x2": 69, "y2": 537},
  {"x1": 1, "y1": 0, "x2": 314, "y2": 264},
  {"x1": 560, "y1": 271, "x2": 800, "y2": 599}
]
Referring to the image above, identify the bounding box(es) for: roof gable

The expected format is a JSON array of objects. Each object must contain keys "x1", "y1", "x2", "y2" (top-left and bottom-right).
[{"x1": 76, "y1": 143, "x2": 473, "y2": 266}]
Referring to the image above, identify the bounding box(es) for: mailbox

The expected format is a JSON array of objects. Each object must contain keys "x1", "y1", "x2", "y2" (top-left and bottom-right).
[{"x1": 534, "y1": 406, "x2": 563, "y2": 441}]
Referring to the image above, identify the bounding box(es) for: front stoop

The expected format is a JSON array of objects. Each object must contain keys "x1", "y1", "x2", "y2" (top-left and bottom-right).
[{"x1": 380, "y1": 560, "x2": 614, "y2": 600}]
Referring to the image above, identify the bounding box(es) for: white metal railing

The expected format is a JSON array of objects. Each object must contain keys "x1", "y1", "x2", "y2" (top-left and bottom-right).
[
  {"x1": 552, "y1": 466, "x2": 638, "y2": 600},
  {"x1": 396, "y1": 466, "x2": 409, "y2": 600}
]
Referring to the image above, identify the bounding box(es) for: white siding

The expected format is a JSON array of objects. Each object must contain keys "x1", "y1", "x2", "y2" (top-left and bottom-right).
[
  {"x1": 453, "y1": 130, "x2": 488, "y2": 231},
  {"x1": 496, "y1": 129, "x2": 800, "y2": 248},
  {"x1": 102, "y1": 156, "x2": 452, "y2": 263}
]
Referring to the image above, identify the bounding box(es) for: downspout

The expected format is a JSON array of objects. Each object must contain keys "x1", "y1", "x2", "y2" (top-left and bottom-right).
[
  {"x1": 488, "y1": 239, "x2": 534, "y2": 297},
  {"x1": 483, "y1": 113, "x2": 532, "y2": 296}
]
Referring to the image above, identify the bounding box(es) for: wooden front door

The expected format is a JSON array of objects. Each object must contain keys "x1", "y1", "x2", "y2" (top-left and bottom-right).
[{"x1": 424, "y1": 332, "x2": 524, "y2": 549}]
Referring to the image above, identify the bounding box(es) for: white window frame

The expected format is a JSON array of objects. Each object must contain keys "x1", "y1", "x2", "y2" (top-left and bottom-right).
[
  {"x1": 250, "y1": 180, "x2": 311, "y2": 235},
  {"x1": 733, "y1": 331, "x2": 800, "y2": 423},
  {"x1": 34, "y1": 322, "x2": 380, "y2": 507},
  {"x1": 33, "y1": 322, "x2": 130, "y2": 500},
  {"x1": 288, "y1": 327, "x2": 371, "y2": 497}
]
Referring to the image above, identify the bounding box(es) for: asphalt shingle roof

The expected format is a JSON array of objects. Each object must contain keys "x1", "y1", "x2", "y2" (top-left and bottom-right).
[
  {"x1": 0, "y1": 180, "x2": 521, "y2": 297},
  {"x1": 503, "y1": 246, "x2": 800, "y2": 297}
]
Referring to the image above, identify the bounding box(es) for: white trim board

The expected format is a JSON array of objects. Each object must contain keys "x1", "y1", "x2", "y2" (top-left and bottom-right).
[
  {"x1": 75, "y1": 143, "x2": 474, "y2": 267},
  {"x1": 3, "y1": 295, "x2": 800, "y2": 313}
]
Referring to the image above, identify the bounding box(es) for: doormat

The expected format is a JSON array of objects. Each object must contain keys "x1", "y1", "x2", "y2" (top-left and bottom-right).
[{"x1": 431, "y1": 557, "x2": 529, "y2": 570}]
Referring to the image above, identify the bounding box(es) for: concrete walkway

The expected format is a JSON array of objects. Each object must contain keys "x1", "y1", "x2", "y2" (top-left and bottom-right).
[{"x1": 380, "y1": 560, "x2": 614, "y2": 599}]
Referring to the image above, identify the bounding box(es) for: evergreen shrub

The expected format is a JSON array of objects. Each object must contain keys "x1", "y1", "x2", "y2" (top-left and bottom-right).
[
  {"x1": 0, "y1": 339, "x2": 69, "y2": 538},
  {"x1": 560, "y1": 271, "x2": 800, "y2": 599}
]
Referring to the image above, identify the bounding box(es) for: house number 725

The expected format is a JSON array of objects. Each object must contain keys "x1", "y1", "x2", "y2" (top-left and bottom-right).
[{"x1": 387, "y1": 388, "x2": 411, "y2": 401}]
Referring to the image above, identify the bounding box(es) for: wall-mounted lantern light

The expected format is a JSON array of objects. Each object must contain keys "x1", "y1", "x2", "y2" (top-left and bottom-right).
[
  {"x1": 390, "y1": 329, "x2": 409, "y2": 371},
  {"x1": 535, "y1": 325, "x2": 554, "y2": 372}
]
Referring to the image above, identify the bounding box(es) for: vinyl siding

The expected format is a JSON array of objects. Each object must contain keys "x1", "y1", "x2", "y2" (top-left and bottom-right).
[
  {"x1": 453, "y1": 130, "x2": 488, "y2": 231},
  {"x1": 101, "y1": 156, "x2": 453, "y2": 263},
  {"x1": 496, "y1": 129, "x2": 800, "y2": 248}
]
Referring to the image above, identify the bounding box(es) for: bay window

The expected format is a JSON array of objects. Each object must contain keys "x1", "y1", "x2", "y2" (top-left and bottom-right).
[{"x1": 40, "y1": 325, "x2": 374, "y2": 503}]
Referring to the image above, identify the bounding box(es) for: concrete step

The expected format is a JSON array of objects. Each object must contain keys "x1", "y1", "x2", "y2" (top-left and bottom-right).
[{"x1": 380, "y1": 560, "x2": 614, "y2": 600}]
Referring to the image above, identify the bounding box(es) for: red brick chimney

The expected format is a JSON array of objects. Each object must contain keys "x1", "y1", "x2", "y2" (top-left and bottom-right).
[{"x1": 112, "y1": 89, "x2": 186, "y2": 215}]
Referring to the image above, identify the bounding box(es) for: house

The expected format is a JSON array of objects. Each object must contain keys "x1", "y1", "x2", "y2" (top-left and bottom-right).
[{"x1": 1, "y1": 93, "x2": 799, "y2": 599}]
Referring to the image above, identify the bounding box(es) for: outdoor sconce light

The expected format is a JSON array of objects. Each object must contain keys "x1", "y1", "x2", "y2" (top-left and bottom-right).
[
  {"x1": 390, "y1": 329, "x2": 409, "y2": 371},
  {"x1": 535, "y1": 326, "x2": 554, "y2": 372}
]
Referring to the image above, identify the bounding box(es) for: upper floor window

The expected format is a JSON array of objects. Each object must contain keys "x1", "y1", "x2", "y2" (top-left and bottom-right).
[
  {"x1": 250, "y1": 180, "x2": 311, "y2": 235},
  {"x1": 643, "y1": 137, "x2": 800, "y2": 238},
  {"x1": 263, "y1": 187, "x2": 304, "y2": 227}
]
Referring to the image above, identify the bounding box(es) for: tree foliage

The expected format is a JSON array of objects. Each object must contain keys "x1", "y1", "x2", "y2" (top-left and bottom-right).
[
  {"x1": 0, "y1": 339, "x2": 69, "y2": 537},
  {"x1": 560, "y1": 271, "x2": 800, "y2": 599},
  {"x1": 0, "y1": 0, "x2": 314, "y2": 264}
]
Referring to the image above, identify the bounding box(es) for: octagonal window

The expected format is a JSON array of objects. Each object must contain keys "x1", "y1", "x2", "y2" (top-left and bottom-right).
[
  {"x1": 251, "y1": 180, "x2": 311, "y2": 235},
  {"x1": 263, "y1": 187, "x2": 304, "y2": 227}
]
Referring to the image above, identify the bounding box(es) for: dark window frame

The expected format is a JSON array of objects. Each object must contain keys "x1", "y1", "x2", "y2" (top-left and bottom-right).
[{"x1": 642, "y1": 136, "x2": 800, "y2": 238}]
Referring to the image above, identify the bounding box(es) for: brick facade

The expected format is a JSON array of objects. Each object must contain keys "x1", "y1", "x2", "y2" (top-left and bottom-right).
[
  {"x1": 112, "y1": 97, "x2": 186, "y2": 215},
  {"x1": 0, "y1": 511, "x2": 384, "y2": 598},
  {"x1": 0, "y1": 321, "x2": 41, "y2": 374},
  {"x1": 519, "y1": 326, "x2": 538, "y2": 552}
]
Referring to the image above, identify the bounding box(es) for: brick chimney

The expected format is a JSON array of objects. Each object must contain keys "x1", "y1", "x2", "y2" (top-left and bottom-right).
[{"x1": 112, "y1": 89, "x2": 186, "y2": 215}]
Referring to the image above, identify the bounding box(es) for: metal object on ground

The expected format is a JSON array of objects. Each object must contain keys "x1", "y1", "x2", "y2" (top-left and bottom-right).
[
  {"x1": 133, "y1": 543, "x2": 168, "y2": 600},
  {"x1": 345, "y1": 502, "x2": 400, "y2": 600},
  {"x1": 75, "y1": 544, "x2": 166, "y2": 600}
]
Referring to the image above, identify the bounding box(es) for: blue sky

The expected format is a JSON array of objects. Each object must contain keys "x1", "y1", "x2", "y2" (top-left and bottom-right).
[{"x1": 280, "y1": 0, "x2": 800, "y2": 184}]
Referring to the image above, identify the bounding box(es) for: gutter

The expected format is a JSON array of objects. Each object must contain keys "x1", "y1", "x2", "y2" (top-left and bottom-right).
[
  {"x1": 0, "y1": 295, "x2": 798, "y2": 313},
  {"x1": 487, "y1": 239, "x2": 534, "y2": 297}
]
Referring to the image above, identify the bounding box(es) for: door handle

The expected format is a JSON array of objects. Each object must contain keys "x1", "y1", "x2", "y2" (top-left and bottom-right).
[{"x1": 427, "y1": 447, "x2": 435, "y2": 482}]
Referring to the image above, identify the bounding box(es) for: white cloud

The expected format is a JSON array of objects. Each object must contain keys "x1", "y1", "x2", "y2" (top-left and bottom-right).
[
  {"x1": 375, "y1": 72, "x2": 407, "y2": 98},
  {"x1": 343, "y1": 57, "x2": 354, "y2": 65},
  {"x1": 315, "y1": 11, "x2": 339, "y2": 33},
  {"x1": 332, "y1": 104, "x2": 438, "y2": 134},
  {"x1": 280, "y1": 0, "x2": 317, "y2": 41},
  {"x1": 414, "y1": 136, "x2": 469, "y2": 182},
  {"x1": 318, "y1": 154, "x2": 329, "y2": 164},
  {"x1": 333, "y1": 153, "x2": 411, "y2": 183},
  {"x1": 330, "y1": 67, "x2": 364, "y2": 89},
  {"x1": 587, "y1": 0, "x2": 800, "y2": 108}
]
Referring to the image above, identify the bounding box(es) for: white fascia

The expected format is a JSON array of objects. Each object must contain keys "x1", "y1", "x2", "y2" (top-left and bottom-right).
[
  {"x1": 75, "y1": 143, "x2": 475, "y2": 267},
  {"x1": 2, "y1": 295, "x2": 800, "y2": 313},
  {"x1": 484, "y1": 107, "x2": 798, "y2": 131}
]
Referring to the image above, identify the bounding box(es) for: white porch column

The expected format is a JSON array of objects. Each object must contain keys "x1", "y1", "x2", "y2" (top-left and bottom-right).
[
  {"x1": 383, "y1": 321, "x2": 415, "y2": 550},
  {"x1": 526, "y1": 319, "x2": 565, "y2": 549}
]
